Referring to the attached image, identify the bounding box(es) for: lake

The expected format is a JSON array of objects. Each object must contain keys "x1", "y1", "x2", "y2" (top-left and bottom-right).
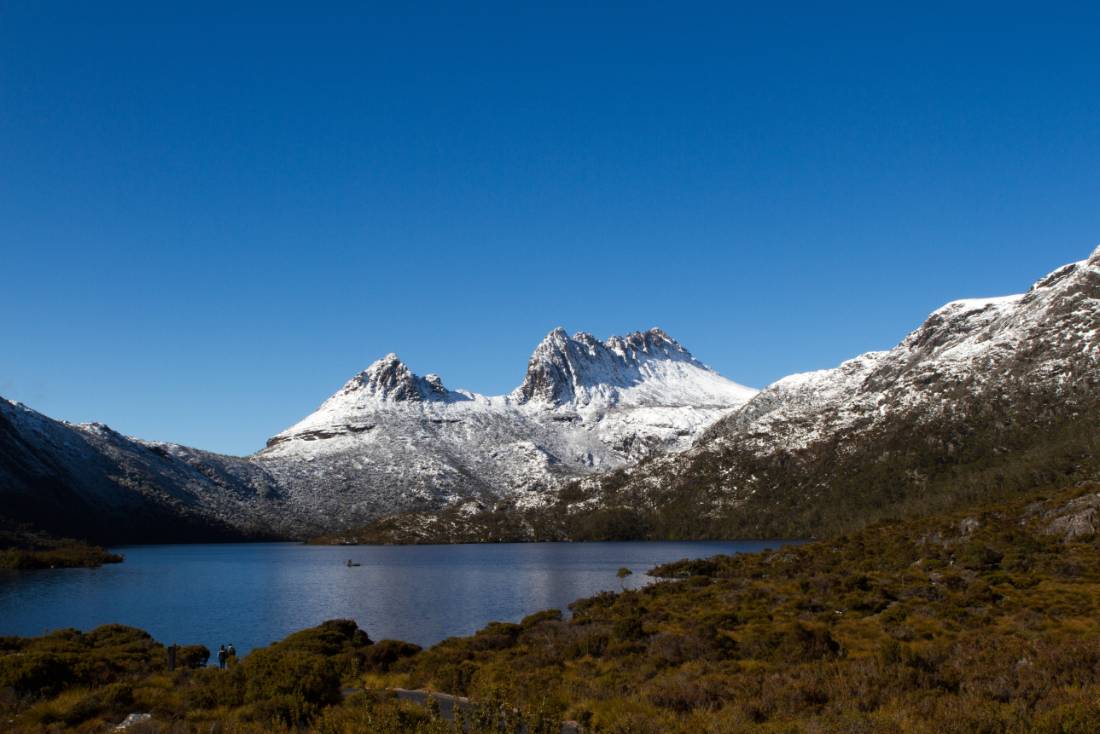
[{"x1": 0, "y1": 540, "x2": 785, "y2": 655}]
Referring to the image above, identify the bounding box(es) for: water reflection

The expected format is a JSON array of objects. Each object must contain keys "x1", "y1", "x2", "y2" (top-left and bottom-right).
[{"x1": 0, "y1": 540, "x2": 784, "y2": 654}]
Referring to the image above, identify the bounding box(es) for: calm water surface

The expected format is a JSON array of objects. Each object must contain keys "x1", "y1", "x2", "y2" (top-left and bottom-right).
[{"x1": 0, "y1": 541, "x2": 787, "y2": 654}]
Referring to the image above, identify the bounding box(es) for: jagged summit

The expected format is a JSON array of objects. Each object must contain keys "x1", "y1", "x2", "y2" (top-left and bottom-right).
[
  {"x1": 340, "y1": 353, "x2": 450, "y2": 403},
  {"x1": 607, "y1": 327, "x2": 691, "y2": 360},
  {"x1": 514, "y1": 326, "x2": 727, "y2": 406},
  {"x1": 256, "y1": 326, "x2": 756, "y2": 517}
]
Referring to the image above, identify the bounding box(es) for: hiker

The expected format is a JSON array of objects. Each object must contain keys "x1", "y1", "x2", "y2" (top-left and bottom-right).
[
  {"x1": 167, "y1": 643, "x2": 178, "y2": 672},
  {"x1": 217, "y1": 645, "x2": 227, "y2": 669},
  {"x1": 226, "y1": 643, "x2": 237, "y2": 663}
]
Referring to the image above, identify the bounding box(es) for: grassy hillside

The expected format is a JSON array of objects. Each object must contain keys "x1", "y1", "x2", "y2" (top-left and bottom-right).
[{"x1": 6, "y1": 483, "x2": 1100, "y2": 732}]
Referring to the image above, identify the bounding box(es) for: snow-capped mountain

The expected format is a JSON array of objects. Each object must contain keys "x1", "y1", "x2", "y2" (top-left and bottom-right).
[
  {"x1": 254, "y1": 328, "x2": 755, "y2": 526},
  {"x1": 0, "y1": 328, "x2": 754, "y2": 540},
  {"x1": 5, "y1": 245, "x2": 1099, "y2": 546},
  {"x1": 550, "y1": 245, "x2": 1100, "y2": 540}
]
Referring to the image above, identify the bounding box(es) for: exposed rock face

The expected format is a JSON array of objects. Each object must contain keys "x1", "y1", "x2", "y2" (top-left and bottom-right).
[
  {"x1": 1041, "y1": 493, "x2": 1100, "y2": 541},
  {"x1": 515, "y1": 327, "x2": 579, "y2": 405},
  {"x1": 342, "y1": 353, "x2": 452, "y2": 403},
  {"x1": 514, "y1": 327, "x2": 703, "y2": 406}
]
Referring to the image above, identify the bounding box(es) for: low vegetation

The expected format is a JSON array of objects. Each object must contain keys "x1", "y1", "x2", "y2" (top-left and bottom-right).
[
  {"x1": 0, "y1": 621, "x2": 556, "y2": 733},
  {"x1": 0, "y1": 521, "x2": 122, "y2": 570},
  {"x1": 391, "y1": 482, "x2": 1100, "y2": 733},
  {"x1": 6, "y1": 484, "x2": 1100, "y2": 732}
]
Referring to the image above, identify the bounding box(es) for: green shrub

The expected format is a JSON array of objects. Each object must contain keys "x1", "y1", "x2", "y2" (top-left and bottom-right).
[
  {"x1": 177, "y1": 643, "x2": 210, "y2": 668},
  {"x1": 363, "y1": 639, "x2": 421, "y2": 672},
  {"x1": 0, "y1": 652, "x2": 76, "y2": 697}
]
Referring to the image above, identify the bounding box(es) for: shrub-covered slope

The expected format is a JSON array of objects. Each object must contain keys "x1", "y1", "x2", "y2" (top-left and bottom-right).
[{"x1": 393, "y1": 482, "x2": 1100, "y2": 732}]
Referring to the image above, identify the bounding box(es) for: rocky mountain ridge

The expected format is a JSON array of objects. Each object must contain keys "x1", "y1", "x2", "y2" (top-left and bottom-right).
[
  {"x1": 4, "y1": 245, "x2": 1099, "y2": 545},
  {"x1": 531, "y1": 244, "x2": 1100, "y2": 540},
  {"x1": 254, "y1": 328, "x2": 756, "y2": 529},
  {"x1": 0, "y1": 328, "x2": 754, "y2": 541},
  {"x1": 333, "y1": 244, "x2": 1100, "y2": 543}
]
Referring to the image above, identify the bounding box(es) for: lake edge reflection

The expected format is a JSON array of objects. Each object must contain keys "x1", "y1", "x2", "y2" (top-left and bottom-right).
[{"x1": 0, "y1": 540, "x2": 795, "y2": 655}]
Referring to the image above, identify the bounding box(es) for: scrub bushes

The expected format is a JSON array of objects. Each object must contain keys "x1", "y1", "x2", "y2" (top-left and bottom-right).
[
  {"x1": 0, "y1": 520, "x2": 123, "y2": 569},
  {"x1": 9, "y1": 485, "x2": 1100, "y2": 732}
]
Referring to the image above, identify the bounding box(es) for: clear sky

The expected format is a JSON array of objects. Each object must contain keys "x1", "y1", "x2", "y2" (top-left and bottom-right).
[{"x1": 2, "y1": 2, "x2": 1098, "y2": 456}]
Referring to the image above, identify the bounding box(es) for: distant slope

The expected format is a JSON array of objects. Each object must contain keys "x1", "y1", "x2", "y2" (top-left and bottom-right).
[
  {"x1": 0, "y1": 399, "x2": 286, "y2": 543},
  {"x1": 7, "y1": 243, "x2": 1100, "y2": 546}
]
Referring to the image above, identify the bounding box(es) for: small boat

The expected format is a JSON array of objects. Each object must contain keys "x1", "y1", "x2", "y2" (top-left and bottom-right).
[{"x1": 346, "y1": 559, "x2": 362, "y2": 567}]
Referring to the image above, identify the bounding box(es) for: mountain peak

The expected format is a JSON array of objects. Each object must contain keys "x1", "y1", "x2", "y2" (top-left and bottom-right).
[
  {"x1": 514, "y1": 327, "x2": 717, "y2": 406},
  {"x1": 607, "y1": 327, "x2": 689, "y2": 360},
  {"x1": 343, "y1": 354, "x2": 448, "y2": 402}
]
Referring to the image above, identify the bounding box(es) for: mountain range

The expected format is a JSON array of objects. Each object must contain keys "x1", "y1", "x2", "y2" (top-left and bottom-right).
[
  {"x1": 0, "y1": 328, "x2": 753, "y2": 542},
  {"x1": 322, "y1": 245, "x2": 1100, "y2": 543},
  {"x1": 3, "y1": 245, "x2": 1098, "y2": 545}
]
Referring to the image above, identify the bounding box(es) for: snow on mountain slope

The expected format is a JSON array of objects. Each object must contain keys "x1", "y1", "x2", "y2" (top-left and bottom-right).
[
  {"x1": 0, "y1": 398, "x2": 286, "y2": 542},
  {"x1": 712, "y1": 251, "x2": 1098, "y2": 454},
  {"x1": 0, "y1": 326, "x2": 753, "y2": 540},
  {"x1": 513, "y1": 327, "x2": 754, "y2": 408},
  {"x1": 254, "y1": 328, "x2": 755, "y2": 525},
  {"x1": 561, "y1": 245, "x2": 1100, "y2": 538},
  {"x1": 13, "y1": 244, "x2": 1096, "y2": 545}
]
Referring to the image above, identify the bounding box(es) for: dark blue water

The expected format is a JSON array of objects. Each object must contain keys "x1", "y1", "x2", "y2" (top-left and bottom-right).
[{"x1": 0, "y1": 541, "x2": 782, "y2": 654}]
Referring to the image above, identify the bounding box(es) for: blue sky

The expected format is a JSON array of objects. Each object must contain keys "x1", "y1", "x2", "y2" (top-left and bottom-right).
[{"x1": 2, "y1": 2, "x2": 1098, "y2": 455}]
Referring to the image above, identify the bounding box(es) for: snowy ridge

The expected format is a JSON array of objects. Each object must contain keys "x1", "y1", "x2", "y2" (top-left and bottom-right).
[
  {"x1": 708, "y1": 247, "x2": 1100, "y2": 452},
  {"x1": 5, "y1": 245, "x2": 1099, "y2": 543},
  {"x1": 513, "y1": 327, "x2": 748, "y2": 407},
  {"x1": 255, "y1": 327, "x2": 756, "y2": 525},
  {"x1": 571, "y1": 244, "x2": 1100, "y2": 528},
  {"x1": 340, "y1": 352, "x2": 455, "y2": 403},
  {"x1": 0, "y1": 326, "x2": 755, "y2": 539}
]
